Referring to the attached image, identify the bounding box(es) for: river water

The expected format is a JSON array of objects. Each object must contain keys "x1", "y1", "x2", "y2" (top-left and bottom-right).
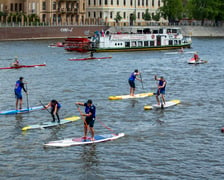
[{"x1": 0, "y1": 37, "x2": 223, "y2": 179}]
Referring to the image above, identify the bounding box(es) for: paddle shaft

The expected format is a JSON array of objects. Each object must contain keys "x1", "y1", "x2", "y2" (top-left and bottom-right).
[
  {"x1": 39, "y1": 101, "x2": 51, "y2": 114},
  {"x1": 75, "y1": 104, "x2": 88, "y2": 127},
  {"x1": 139, "y1": 73, "x2": 144, "y2": 89},
  {"x1": 25, "y1": 83, "x2": 29, "y2": 110}
]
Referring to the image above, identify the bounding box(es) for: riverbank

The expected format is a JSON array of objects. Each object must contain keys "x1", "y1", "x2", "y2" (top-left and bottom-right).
[{"x1": 0, "y1": 25, "x2": 223, "y2": 41}]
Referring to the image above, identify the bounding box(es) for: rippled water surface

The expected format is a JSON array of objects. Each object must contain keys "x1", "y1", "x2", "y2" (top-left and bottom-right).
[{"x1": 0, "y1": 38, "x2": 224, "y2": 179}]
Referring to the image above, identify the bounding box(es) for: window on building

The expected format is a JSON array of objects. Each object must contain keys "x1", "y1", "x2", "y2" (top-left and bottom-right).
[
  {"x1": 138, "y1": 0, "x2": 140, "y2": 6},
  {"x1": 88, "y1": 12, "x2": 91, "y2": 18},
  {"x1": 123, "y1": 12, "x2": 126, "y2": 19},
  {"x1": 19, "y1": 3, "x2": 22, "y2": 11},
  {"x1": 42, "y1": 14, "x2": 46, "y2": 22},
  {"x1": 94, "y1": 0, "x2": 96, "y2": 5},
  {"x1": 15, "y1": 3, "x2": 18, "y2": 11},
  {"x1": 94, "y1": 12, "x2": 96, "y2": 18},
  {"x1": 111, "y1": 0, "x2": 113, "y2": 5},
  {"x1": 32, "y1": 2, "x2": 36, "y2": 13},
  {"x1": 124, "y1": 0, "x2": 126, "y2": 6},
  {"x1": 10, "y1": 3, "x2": 13, "y2": 11},
  {"x1": 105, "y1": 0, "x2": 108, "y2": 5},
  {"x1": 110, "y1": 12, "x2": 113, "y2": 18},
  {"x1": 100, "y1": 12, "x2": 102, "y2": 18},
  {"x1": 42, "y1": 2, "x2": 46, "y2": 10},
  {"x1": 158, "y1": 0, "x2": 160, "y2": 7},
  {"x1": 142, "y1": 0, "x2": 144, "y2": 6},
  {"x1": 99, "y1": 0, "x2": 102, "y2": 5},
  {"x1": 152, "y1": 0, "x2": 154, "y2": 6},
  {"x1": 138, "y1": 12, "x2": 140, "y2": 19},
  {"x1": 53, "y1": 1, "x2": 56, "y2": 10},
  {"x1": 131, "y1": 0, "x2": 133, "y2": 6},
  {"x1": 117, "y1": 0, "x2": 119, "y2": 5},
  {"x1": 146, "y1": 0, "x2": 148, "y2": 6},
  {"x1": 88, "y1": 0, "x2": 91, "y2": 6}
]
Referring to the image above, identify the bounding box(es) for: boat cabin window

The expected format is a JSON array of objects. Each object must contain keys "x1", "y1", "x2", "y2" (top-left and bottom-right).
[
  {"x1": 159, "y1": 29, "x2": 163, "y2": 34},
  {"x1": 132, "y1": 41, "x2": 136, "y2": 47},
  {"x1": 143, "y1": 28, "x2": 151, "y2": 34},
  {"x1": 150, "y1": 41, "x2": 154, "y2": 46},
  {"x1": 137, "y1": 30, "x2": 143, "y2": 34},
  {"x1": 144, "y1": 41, "x2": 149, "y2": 47},
  {"x1": 169, "y1": 40, "x2": 173, "y2": 45},
  {"x1": 138, "y1": 41, "x2": 142, "y2": 46},
  {"x1": 125, "y1": 42, "x2": 130, "y2": 47},
  {"x1": 152, "y1": 30, "x2": 159, "y2": 34}
]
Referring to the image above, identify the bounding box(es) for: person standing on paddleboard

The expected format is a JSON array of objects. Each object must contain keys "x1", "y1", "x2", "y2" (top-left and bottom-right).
[
  {"x1": 76, "y1": 99, "x2": 96, "y2": 141},
  {"x1": 155, "y1": 75, "x2": 166, "y2": 105},
  {"x1": 14, "y1": 77, "x2": 27, "y2": 110},
  {"x1": 128, "y1": 69, "x2": 142, "y2": 96},
  {"x1": 45, "y1": 100, "x2": 61, "y2": 123}
]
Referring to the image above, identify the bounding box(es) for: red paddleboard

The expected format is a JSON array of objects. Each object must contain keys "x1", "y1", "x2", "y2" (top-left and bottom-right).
[{"x1": 68, "y1": 56, "x2": 112, "y2": 61}]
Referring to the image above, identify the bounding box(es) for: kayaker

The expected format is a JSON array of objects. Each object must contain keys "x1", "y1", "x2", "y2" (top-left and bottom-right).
[
  {"x1": 14, "y1": 77, "x2": 27, "y2": 110},
  {"x1": 154, "y1": 75, "x2": 166, "y2": 105},
  {"x1": 76, "y1": 99, "x2": 96, "y2": 141},
  {"x1": 11, "y1": 56, "x2": 20, "y2": 67},
  {"x1": 44, "y1": 100, "x2": 61, "y2": 123},
  {"x1": 128, "y1": 69, "x2": 142, "y2": 96}
]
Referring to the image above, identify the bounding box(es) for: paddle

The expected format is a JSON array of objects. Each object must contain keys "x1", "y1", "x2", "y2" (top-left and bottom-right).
[
  {"x1": 139, "y1": 73, "x2": 144, "y2": 89},
  {"x1": 39, "y1": 101, "x2": 51, "y2": 114},
  {"x1": 75, "y1": 104, "x2": 88, "y2": 127},
  {"x1": 25, "y1": 83, "x2": 29, "y2": 111}
]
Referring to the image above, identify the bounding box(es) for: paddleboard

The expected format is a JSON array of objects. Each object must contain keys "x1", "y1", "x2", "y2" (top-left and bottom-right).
[
  {"x1": 188, "y1": 58, "x2": 208, "y2": 64},
  {"x1": 144, "y1": 99, "x2": 181, "y2": 110},
  {"x1": 68, "y1": 56, "x2": 112, "y2": 61},
  {"x1": 0, "y1": 106, "x2": 44, "y2": 115},
  {"x1": 108, "y1": 92, "x2": 154, "y2": 100},
  {"x1": 44, "y1": 133, "x2": 125, "y2": 147},
  {"x1": 22, "y1": 116, "x2": 81, "y2": 131}
]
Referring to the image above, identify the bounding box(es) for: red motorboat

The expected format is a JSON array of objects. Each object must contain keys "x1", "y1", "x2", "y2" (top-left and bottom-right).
[{"x1": 64, "y1": 37, "x2": 91, "y2": 52}]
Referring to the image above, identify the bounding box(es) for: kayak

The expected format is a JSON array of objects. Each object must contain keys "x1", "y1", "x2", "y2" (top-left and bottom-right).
[
  {"x1": 108, "y1": 92, "x2": 154, "y2": 100},
  {"x1": 144, "y1": 99, "x2": 181, "y2": 110},
  {"x1": 44, "y1": 133, "x2": 125, "y2": 147},
  {"x1": 68, "y1": 56, "x2": 112, "y2": 61},
  {"x1": 22, "y1": 116, "x2": 81, "y2": 131},
  {"x1": 0, "y1": 106, "x2": 44, "y2": 115},
  {"x1": 188, "y1": 58, "x2": 208, "y2": 64},
  {"x1": 0, "y1": 63, "x2": 46, "y2": 70}
]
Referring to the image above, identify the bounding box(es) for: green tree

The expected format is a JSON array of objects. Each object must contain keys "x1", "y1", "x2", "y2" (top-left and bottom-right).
[
  {"x1": 159, "y1": 0, "x2": 183, "y2": 23},
  {"x1": 152, "y1": 11, "x2": 161, "y2": 22},
  {"x1": 114, "y1": 12, "x2": 122, "y2": 24},
  {"x1": 143, "y1": 9, "x2": 151, "y2": 21}
]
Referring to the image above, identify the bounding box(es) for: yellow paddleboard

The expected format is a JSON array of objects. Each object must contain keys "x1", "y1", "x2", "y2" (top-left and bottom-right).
[
  {"x1": 108, "y1": 92, "x2": 154, "y2": 100},
  {"x1": 144, "y1": 100, "x2": 181, "y2": 110}
]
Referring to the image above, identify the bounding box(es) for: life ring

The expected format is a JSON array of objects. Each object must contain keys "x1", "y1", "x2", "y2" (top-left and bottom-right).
[{"x1": 151, "y1": 34, "x2": 155, "y2": 39}]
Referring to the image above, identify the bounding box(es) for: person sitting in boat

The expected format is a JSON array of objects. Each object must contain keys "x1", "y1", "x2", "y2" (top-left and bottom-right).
[
  {"x1": 90, "y1": 51, "x2": 94, "y2": 58},
  {"x1": 193, "y1": 52, "x2": 200, "y2": 62},
  {"x1": 11, "y1": 56, "x2": 20, "y2": 67}
]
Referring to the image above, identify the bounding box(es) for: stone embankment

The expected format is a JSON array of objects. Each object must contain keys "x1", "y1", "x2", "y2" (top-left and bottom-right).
[
  {"x1": 181, "y1": 26, "x2": 224, "y2": 37},
  {"x1": 0, "y1": 25, "x2": 223, "y2": 41}
]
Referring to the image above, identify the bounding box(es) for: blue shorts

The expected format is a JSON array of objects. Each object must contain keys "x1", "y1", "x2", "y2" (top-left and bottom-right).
[
  {"x1": 15, "y1": 90, "x2": 22, "y2": 99},
  {"x1": 156, "y1": 89, "x2": 165, "y2": 95},
  {"x1": 85, "y1": 118, "x2": 95, "y2": 127},
  {"x1": 129, "y1": 80, "x2": 135, "y2": 88}
]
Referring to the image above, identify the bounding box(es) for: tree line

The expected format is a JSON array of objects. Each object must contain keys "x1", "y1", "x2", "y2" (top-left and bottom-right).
[{"x1": 159, "y1": 0, "x2": 224, "y2": 25}]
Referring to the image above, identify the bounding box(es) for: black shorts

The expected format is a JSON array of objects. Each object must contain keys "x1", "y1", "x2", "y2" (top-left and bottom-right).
[
  {"x1": 129, "y1": 80, "x2": 135, "y2": 88},
  {"x1": 85, "y1": 118, "x2": 95, "y2": 127}
]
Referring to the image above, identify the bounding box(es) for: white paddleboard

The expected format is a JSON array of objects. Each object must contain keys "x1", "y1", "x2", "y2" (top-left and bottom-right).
[
  {"x1": 22, "y1": 116, "x2": 80, "y2": 131},
  {"x1": 108, "y1": 92, "x2": 154, "y2": 100},
  {"x1": 44, "y1": 133, "x2": 125, "y2": 147},
  {"x1": 144, "y1": 100, "x2": 181, "y2": 110}
]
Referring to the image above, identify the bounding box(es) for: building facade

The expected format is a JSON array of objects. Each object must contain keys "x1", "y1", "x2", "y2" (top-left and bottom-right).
[{"x1": 0, "y1": 0, "x2": 164, "y2": 26}]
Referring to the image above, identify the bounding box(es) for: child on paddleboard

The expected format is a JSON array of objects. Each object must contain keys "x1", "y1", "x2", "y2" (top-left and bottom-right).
[
  {"x1": 45, "y1": 100, "x2": 61, "y2": 123},
  {"x1": 154, "y1": 75, "x2": 166, "y2": 106},
  {"x1": 76, "y1": 99, "x2": 96, "y2": 141}
]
